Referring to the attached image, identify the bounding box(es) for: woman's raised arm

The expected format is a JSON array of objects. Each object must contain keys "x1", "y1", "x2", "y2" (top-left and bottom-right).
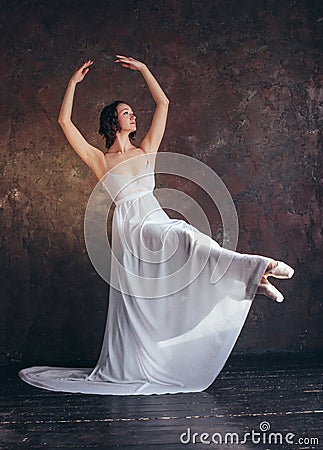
[
  {"x1": 115, "y1": 55, "x2": 169, "y2": 154},
  {"x1": 58, "y1": 60, "x2": 105, "y2": 176}
]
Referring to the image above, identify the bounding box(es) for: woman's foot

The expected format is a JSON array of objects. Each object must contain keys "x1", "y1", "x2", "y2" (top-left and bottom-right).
[
  {"x1": 264, "y1": 260, "x2": 294, "y2": 279},
  {"x1": 257, "y1": 259, "x2": 294, "y2": 302},
  {"x1": 257, "y1": 276, "x2": 284, "y2": 303}
]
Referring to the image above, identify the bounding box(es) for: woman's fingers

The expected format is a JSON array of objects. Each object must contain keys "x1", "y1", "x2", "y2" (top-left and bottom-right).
[
  {"x1": 114, "y1": 55, "x2": 143, "y2": 71},
  {"x1": 78, "y1": 60, "x2": 93, "y2": 77},
  {"x1": 115, "y1": 58, "x2": 129, "y2": 64},
  {"x1": 70, "y1": 60, "x2": 93, "y2": 83},
  {"x1": 115, "y1": 55, "x2": 135, "y2": 63},
  {"x1": 84, "y1": 60, "x2": 94, "y2": 68},
  {"x1": 80, "y1": 60, "x2": 94, "y2": 70},
  {"x1": 115, "y1": 58, "x2": 132, "y2": 68}
]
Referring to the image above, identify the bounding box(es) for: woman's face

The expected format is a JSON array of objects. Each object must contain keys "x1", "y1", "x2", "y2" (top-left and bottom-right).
[{"x1": 116, "y1": 103, "x2": 136, "y2": 134}]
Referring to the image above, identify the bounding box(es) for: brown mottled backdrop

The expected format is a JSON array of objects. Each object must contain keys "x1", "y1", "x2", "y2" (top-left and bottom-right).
[{"x1": 0, "y1": 0, "x2": 322, "y2": 366}]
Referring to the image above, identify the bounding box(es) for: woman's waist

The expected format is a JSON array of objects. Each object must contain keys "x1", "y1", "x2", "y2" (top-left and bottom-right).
[{"x1": 114, "y1": 189, "x2": 154, "y2": 206}]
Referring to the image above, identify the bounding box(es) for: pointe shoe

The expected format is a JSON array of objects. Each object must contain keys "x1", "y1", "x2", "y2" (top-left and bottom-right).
[
  {"x1": 257, "y1": 278, "x2": 284, "y2": 303},
  {"x1": 265, "y1": 260, "x2": 294, "y2": 280}
]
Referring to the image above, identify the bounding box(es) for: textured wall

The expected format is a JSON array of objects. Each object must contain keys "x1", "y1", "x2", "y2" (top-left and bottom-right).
[{"x1": 0, "y1": 0, "x2": 322, "y2": 366}]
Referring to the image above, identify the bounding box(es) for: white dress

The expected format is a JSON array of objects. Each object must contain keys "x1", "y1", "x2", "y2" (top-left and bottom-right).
[{"x1": 19, "y1": 153, "x2": 271, "y2": 395}]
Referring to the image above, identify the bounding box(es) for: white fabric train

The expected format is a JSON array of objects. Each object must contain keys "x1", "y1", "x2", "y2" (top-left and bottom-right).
[{"x1": 19, "y1": 155, "x2": 271, "y2": 395}]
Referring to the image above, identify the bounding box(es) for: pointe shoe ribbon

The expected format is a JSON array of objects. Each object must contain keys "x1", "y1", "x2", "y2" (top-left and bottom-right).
[
  {"x1": 257, "y1": 278, "x2": 284, "y2": 303},
  {"x1": 265, "y1": 261, "x2": 294, "y2": 279}
]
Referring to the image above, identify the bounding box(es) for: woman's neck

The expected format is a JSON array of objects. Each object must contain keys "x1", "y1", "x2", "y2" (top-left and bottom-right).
[{"x1": 108, "y1": 133, "x2": 135, "y2": 154}]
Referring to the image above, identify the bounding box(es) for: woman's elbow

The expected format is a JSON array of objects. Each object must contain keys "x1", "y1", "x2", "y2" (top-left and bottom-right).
[
  {"x1": 58, "y1": 116, "x2": 64, "y2": 126},
  {"x1": 160, "y1": 96, "x2": 169, "y2": 107},
  {"x1": 163, "y1": 96, "x2": 170, "y2": 106},
  {"x1": 58, "y1": 117, "x2": 70, "y2": 128}
]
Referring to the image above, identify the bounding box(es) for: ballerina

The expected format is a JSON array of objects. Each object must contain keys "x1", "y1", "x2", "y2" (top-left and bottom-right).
[{"x1": 18, "y1": 56, "x2": 294, "y2": 395}]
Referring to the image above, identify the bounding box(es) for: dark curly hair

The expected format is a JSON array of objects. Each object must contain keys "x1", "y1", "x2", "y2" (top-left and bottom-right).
[{"x1": 99, "y1": 100, "x2": 136, "y2": 149}]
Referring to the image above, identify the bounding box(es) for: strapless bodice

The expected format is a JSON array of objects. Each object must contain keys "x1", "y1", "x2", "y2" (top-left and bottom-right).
[{"x1": 102, "y1": 158, "x2": 155, "y2": 205}]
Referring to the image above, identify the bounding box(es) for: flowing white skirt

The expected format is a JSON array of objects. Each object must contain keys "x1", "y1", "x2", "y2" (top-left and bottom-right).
[{"x1": 19, "y1": 191, "x2": 271, "y2": 395}]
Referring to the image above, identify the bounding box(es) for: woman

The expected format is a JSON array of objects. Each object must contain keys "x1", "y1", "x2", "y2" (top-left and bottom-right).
[{"x1": 19, "y1": 56, "x2": 294, "y2": 395}]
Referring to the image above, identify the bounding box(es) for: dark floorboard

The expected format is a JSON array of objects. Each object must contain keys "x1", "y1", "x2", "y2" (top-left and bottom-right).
[{"x1": 0, "y1": 353, "x2": 322, "y2": 449}]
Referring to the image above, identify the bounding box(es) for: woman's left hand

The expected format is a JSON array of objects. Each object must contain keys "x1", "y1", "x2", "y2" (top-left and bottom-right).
[
  {"x1": 114, "y1": 55, "x2": 146, "y2": 72},
  {"x1": 70, "y1": 60, "x2": 94, "y2": 84}
]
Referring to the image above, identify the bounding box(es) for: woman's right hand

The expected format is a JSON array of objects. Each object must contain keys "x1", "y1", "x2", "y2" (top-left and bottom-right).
[
  {"x1": 70, "y1": 60, "x2": 94, "y2": 84},
  {"x1": 114, "y1": 55, "x2": 146, "y2": 72}
]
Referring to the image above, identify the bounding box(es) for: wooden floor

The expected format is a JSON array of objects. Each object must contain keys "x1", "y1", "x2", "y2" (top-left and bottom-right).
[{"x1": 0, "y1": 353, "x2": 322, "y2": 449}]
